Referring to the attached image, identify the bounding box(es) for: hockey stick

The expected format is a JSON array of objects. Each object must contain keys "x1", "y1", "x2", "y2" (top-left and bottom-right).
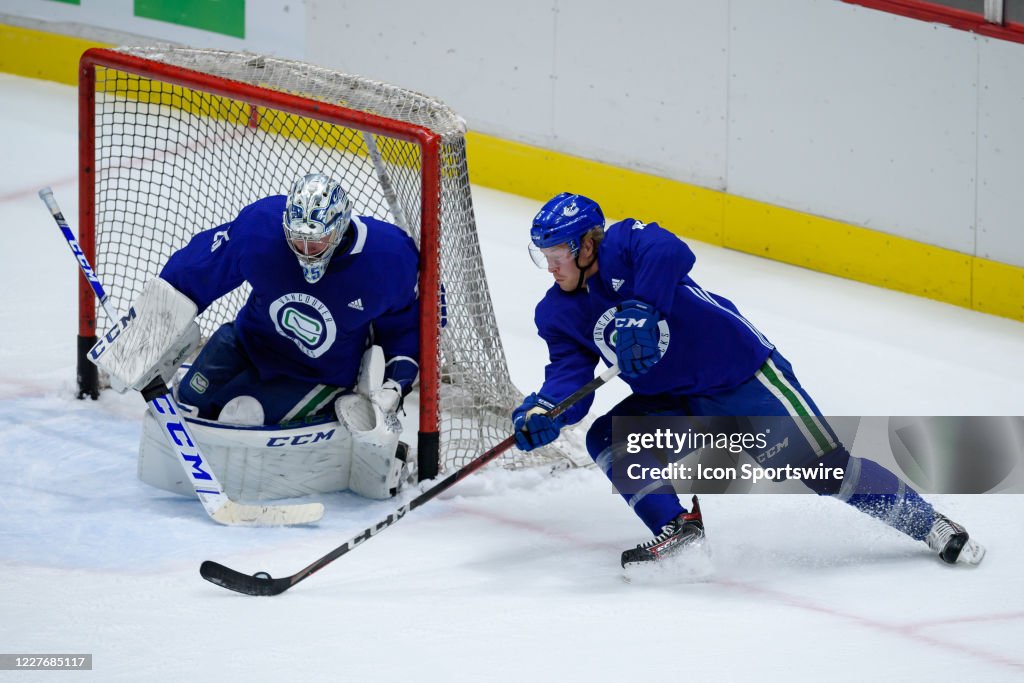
[
  {"x1": 362, "y1": 131, "x2": 412, "y2": 232},
  {"x1": 39, "y1": 187, "x2": 324, "y2": 527},
  {"x1": 200, "y1": 363, "x2": 621, "y2": 595}
]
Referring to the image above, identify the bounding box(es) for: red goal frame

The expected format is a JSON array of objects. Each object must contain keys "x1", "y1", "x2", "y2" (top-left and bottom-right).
[
  {"x1": 77, "y1": 48, "x2": 443, "y2": 478},
  {"x1": 842, "y1": 0, "x2": 1024, "y2": 44}
]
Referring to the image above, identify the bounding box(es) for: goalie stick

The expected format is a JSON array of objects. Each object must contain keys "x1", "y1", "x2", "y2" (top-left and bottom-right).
[
  {"x1": 200, "y1": 363, "x2": 621, "y2": 595},
  {"x1": 39, "y1": 187, "x2": 324, "y2": 527}
]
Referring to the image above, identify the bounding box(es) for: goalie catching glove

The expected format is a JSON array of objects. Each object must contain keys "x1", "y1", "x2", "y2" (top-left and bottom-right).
[
  {"x1": 614, "y1": 299, "x2": 663, "y2": 377},
  {"x1": 512, "y1": 393, "x2": 565, "y2": 452},
  {"x1": 89, "y1": 277, "x2": 201, "y2": 392},
  {"x1": 372, "y1": 378, "x2": 404, "y2": 416}
]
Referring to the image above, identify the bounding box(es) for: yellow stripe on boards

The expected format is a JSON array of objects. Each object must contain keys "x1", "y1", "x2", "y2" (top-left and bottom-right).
[
  {"x1": 465, "y1": 131, "x2": 726, "y2": 246},
  {"x1": 467, "y1": 130, "x2": 1022, "y2": 323},
  {"x1": 974, "y1": 257, "x2": 1024, "y2": 322},
  {"x1": 0, "y1": 23, "x2": 109, "y2": 85},
  {"x1": 723, "y1": 194, "x2": 974, "y2": 309}
]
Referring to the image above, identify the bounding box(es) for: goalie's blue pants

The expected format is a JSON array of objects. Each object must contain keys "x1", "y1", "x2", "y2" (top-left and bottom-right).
[
  {"x1": 177, "y1": 323, "x2": 347, "y2": 425},
  {"x1": 587, "y1": 350, "x2": 935, "y2": 540}
]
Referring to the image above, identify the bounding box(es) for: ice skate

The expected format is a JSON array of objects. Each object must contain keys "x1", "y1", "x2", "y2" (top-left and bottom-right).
[
  {"x1": 926, "y1": 513, "x2": 986, "y2": 566},
  {"x1": 621, "y1": 495, "x2": 706, "y2": 568}
]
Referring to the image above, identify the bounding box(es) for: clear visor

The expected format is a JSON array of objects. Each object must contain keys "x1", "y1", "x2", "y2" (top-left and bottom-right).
[{"x1": 528, "y1": 243, "x2": 575, "y2": 269}]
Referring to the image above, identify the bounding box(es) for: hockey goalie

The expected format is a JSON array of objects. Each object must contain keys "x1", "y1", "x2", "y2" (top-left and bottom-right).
[{"x1": 92, "y1": 172, "x2": 420, "y2": 502}]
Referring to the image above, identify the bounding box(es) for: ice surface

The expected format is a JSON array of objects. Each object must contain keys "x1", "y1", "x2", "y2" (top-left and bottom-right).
[{"x1": 1, "y1": 73, "x2": 1023, "y2": 681}]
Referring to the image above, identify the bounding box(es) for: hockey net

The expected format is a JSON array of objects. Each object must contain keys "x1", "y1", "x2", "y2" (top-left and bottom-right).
[{"x1": 77, "y1": 46, "x2": 587, "y2": 477}]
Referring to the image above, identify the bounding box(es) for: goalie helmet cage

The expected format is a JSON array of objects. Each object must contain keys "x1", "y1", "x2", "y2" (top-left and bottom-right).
[{"x1": 76, "y1": 46, "x2": 572, "y2": 477}]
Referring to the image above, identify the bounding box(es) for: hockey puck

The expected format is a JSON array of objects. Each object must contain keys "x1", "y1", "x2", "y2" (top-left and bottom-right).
[{"x1": 252, "y1": 571, "x2": 273, "y2": 580}]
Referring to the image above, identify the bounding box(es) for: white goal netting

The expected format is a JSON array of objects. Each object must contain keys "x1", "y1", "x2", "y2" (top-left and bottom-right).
[{"x1": 80, "y1": 46, "x2": 588, "y2": 475}]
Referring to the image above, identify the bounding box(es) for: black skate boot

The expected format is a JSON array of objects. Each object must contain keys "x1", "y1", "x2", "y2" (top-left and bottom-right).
[
  {"x1": 621, "y1": 496, "x2": 706, "y2": 568},
  {"x1": 926, "y1": 513, "x2": 985, "y2": 565}
]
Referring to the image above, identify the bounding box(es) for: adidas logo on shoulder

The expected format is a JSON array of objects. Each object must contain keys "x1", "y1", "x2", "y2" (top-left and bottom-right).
[
  {"x1": 611, "y1": 278, "x2": 625, "y2": 291},
  {"x1": 348, "y1": 298, "x2": 364, "y2": 311}
]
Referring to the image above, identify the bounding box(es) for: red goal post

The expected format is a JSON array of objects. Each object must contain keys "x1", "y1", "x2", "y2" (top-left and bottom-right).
[{"x1": 75, "y1": 46, "x2": 572, "y2": 478}]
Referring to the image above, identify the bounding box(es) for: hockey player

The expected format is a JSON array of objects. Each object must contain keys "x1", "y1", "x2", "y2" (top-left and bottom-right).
[
  {"x1": 93, "y1": 173, "x2": 420, "y2": 499},
  {"x1": 513, "y1": 192, "x2": 985, "y2": 569},
  {"x1": 160, "y1": 172, "x2": 419, "y2": 425}
]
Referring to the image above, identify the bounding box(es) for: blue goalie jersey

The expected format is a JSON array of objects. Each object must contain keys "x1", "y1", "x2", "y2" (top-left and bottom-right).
[
  {"x1": 535, "y1": 219, "x2": 774, "y2": 425},
  {"x1": 160, "y1": 195, "x2": 420, "y2": 390}
]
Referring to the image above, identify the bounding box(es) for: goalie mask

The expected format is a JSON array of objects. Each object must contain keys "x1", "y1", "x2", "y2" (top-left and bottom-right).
[{"x1": 283, "y1": 173, "x2": 354, "y2": 283}]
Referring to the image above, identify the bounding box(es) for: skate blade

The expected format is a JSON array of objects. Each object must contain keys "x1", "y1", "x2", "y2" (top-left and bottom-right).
[
  {"x1": 955, "y1": 538, "x2": 986, "y2": 566},
  {"x1": 622, "y1": 539, "x2": 714, "y2": 585}
]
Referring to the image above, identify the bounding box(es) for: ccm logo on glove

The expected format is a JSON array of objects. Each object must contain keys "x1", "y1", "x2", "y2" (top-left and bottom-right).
[{"x1": 613, "y1": 300, "x2": 663, "y2": 377}]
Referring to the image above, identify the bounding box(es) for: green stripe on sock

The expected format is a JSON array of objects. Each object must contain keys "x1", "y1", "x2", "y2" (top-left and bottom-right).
[
  {"x1": 759, "y1": 361, "x2": 832, "y2": 453},
  {"x1": 290, "y1": 385, "x2": 339, "y2": 421}
]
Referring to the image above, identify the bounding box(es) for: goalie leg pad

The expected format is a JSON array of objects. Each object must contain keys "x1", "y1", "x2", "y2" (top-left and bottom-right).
[
  {"x1": 356, "y1": 345, "x2": 385, "y2": 398},
  {"x1": 138, "y1": 397, "x2": 408, "y2": 501},
  {"x1": 335, "y1": 393, "x2": 405, "y2": 499},
  {"x1": 138, "y1": 411, "x2": 354, "y2": 500}
]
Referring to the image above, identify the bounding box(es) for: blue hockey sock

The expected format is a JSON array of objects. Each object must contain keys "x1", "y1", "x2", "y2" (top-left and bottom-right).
[
  {"x1": 845, "y1": 489, "x2": 934, "y2": 541},
  {"x1": 804, "y1": 448, "x2": 935, "y2": 541},
  {"x1": 592, "y1": 445, "x2": 685, "y2": 534},
  {"x1": 632, "y1": 493, "x2": 687, "y2": 535}
]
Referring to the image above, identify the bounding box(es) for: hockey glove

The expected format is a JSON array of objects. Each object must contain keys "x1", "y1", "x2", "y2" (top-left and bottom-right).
[
  {"x1": 372, "y1": 379, "x2": 404, "y2": 416},
  {"x1": 90, "y1": 278, "x2": 201, "y2": 393},
  {"x1": 512, "y1": 393, "x2": 562, "y2": 452},
  {"x1": 614, "y1": 300, "x2": 663, "y2": 377}
]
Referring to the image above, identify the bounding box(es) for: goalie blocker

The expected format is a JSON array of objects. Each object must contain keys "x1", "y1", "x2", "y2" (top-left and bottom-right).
[
  {"x1": 140, "y1": 346, "x2": 412, "y2": 501},
  {"x1": 89, "y1": 277, "x2": 201, "y2": 393}
]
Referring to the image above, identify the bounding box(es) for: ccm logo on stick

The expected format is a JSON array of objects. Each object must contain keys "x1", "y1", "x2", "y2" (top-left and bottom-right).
[
  {"x1": 64, "y1": 232, "x2": 102, "y2": 284},
  {"x1": 151, "y1": 394, "x2": 214, "y2": 482}
]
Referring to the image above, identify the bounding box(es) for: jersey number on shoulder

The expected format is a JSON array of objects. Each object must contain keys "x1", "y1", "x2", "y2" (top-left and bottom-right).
[{"x1": 211, "y1": 229, "x2": 230, "y2": 252}]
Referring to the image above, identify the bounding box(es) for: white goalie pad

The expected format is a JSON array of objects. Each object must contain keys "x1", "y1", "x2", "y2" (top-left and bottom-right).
[
  {"x1": 335, "y1": 393, "x2": 405, "y2": 500},
  {"x1": 357, "y1": 344, "x2": 385, "y2": 397},
  {"x1": 137, "y1": 410, "x2": 411, "y2": 501},
  {"x1": 138, "y1": 411, "x2": 356, "y2": 500},
  {"x1": 340, "y1": 345, "x2": 407, "y2": 499},
  {"x1": 138, "y1": 346, "x2": 410, "y2": 501},
  {"x1": 90, "y1": 277, "x2": 200, "y2": 392}
]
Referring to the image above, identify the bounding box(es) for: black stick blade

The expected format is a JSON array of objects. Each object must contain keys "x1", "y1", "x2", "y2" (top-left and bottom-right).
[{"x1": 200, "y1": 561, "x2": 292, "y2": 596}]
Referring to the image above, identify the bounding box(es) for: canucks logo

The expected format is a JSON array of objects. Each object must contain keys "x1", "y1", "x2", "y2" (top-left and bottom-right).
[
  {"x1": 269, "y1": 293, "x2": 337, "y2": 358},
  {"x1": 562, "y1": 202, "x2": 579, "y2": 217},
  {"x1": 282, "y1": 309, "x2": 322, "y2": 344}
]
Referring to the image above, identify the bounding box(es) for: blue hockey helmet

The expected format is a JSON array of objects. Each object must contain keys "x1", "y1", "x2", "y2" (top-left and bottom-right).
[{"x1": 530, "y1": 192, "x2": 605, "y2": 256}]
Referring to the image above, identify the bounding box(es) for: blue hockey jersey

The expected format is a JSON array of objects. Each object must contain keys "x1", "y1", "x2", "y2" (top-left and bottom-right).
[
  {"x1": 535, "y1": 219, "x2": 774, "y2": 425},
  {"x1": 160, "y1": 195, "x2": 420, "y2": 390}
]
